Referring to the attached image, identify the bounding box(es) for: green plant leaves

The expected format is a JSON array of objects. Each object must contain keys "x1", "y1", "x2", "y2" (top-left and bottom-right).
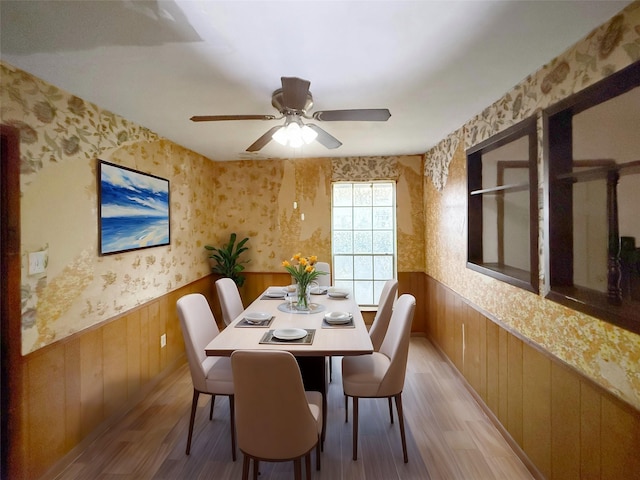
[{"x1": 205, "y1": 233, "x2": 250, "y2": 287}]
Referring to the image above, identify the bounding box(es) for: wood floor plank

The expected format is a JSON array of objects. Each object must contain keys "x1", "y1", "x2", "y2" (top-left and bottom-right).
[{"x1": 50, "y1": 337, "x2": 534, "y2": 480}]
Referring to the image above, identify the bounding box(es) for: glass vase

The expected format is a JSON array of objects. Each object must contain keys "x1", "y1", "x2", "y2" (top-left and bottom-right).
[{"x1": 295, "y1": 282, "x2": 311, "y2": 311}]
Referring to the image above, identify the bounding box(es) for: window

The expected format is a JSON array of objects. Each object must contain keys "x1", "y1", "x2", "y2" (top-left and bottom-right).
[
  {"x1": 466, "y1": 118, "x2": 539, "y2": 293},
  {"x1": 545, "y1": 61, "x2": 640, "y2": 334},
  {"x1": 331, "y1": 182, "x2": 396, "y2": 306}
]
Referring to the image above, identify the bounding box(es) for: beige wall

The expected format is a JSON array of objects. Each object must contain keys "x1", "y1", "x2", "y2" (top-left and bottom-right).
[{"x1": 423, "y1": 2, "x2": 640, "y2": 410}]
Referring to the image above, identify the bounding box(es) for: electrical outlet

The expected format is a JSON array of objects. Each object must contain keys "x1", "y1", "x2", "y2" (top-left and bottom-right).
[{"x1": 160, "y1": 333, "x2": 167, "y2": 348}]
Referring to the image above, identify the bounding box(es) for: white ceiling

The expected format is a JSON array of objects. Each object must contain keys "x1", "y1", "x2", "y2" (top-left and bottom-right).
[{"x1": 0, "y1": 1, "x2": 631, "y2": 161}]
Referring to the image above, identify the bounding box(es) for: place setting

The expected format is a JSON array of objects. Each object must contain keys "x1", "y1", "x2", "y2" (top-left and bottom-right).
[
  {"x1": 322, "y1": 310, "x2": 355, "y2": 328},
  {"x1": 327, "y1": 287, "x2": 350, "y2": 299},
  {"x1": 260, "y1": 287, "x2": 287, "y2": 300},
  {"x1": 235, "y1": 311, "x2": 275, "y2": 328},
  {"x1": 259, "y1": 328, "x2": 316, "y2": 345}
]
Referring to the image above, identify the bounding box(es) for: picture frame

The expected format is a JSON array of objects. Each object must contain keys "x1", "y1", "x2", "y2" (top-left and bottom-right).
[{"x1": 98, "y1": 160, "x2": 170, "y2": 255}]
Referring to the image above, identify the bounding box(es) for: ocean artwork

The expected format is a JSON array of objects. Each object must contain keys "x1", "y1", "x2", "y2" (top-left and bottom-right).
[{"x1": 99, "y1": 161, "x2": 170, "y2": 254}]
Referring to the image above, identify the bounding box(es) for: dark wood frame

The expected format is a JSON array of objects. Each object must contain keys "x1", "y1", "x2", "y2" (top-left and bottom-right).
[
  {"x1": 544, "y1": 61, "x2": 640, "y2": 334},
  {"x1": 467, "y1": 117, "x2": 539, "y2": 293},
  {"x1": 1, "y1": 124, "x2": 24, "y2": 479}
]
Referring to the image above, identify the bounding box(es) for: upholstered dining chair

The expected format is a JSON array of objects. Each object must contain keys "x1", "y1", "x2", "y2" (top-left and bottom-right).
[
  {"x1": 216, "y1": 277, "x2": 244, "y2": 326},
  {"x1": 329, "y1": 278, "x2": 398, "y2": 382},
  {"x1": 231, "y1": 350, "x2": 323, "y2": 480},
  {"x1": 176, "y1": 293, "x2": 236, "y2": 460},
  {"x1": 368, "y1": 279, "x2": 399, "y2": 351},
  {"x1": 314, "y1": 261, "x2": 331, "y2": 286},
  {"x1": 342, "y1": 294, "x2": 416, "y2": 462}
]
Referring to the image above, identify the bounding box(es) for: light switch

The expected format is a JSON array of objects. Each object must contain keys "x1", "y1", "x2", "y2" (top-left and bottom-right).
[{"x1": 28, "y1": 250, "x2": 47, "y2": 275}]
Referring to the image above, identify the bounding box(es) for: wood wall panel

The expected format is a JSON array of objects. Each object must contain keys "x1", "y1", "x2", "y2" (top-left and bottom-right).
[
  {"x1": 423, "y1": 274, "x2": 640, "y2": 480},
  {"x1": 147, "y1": 300, "x2": 160, "y2": 379},
  {"x1": 522, "y1": 343, "x2": 551, "y2": 478},
  {"x1": 27, "y1": 345, "x2": 66, "y2": 479},
  {"x1": 139, "y1": 306, "x2": 150, "y2": 386},
  {"x1": 600, "y1": 395, "x2": 640, "y2": 480},
  {"x1": 126, "y1": 309, "x2": 141, "y2": 397},
  {"x1": 497, "y1": 327, "x2": 509, "y2": 428},
  {"x1": 550, "y1": 362, "x2": 580, "y2": 479},
  {"x1": 63, "y1": 339, "x2": 82, "y2": 451},
  {"x1": 19, "y1": 277, "x2": 210, "y2": 479},
  {"x1": 580, "y1": 382, "x2": 601, "y2": 479},
  {"x1": 507, "y1": 334, "x2": 523, "y2": 446},
  {"x1": 485, "y1": 319, "x2": 500, "y2": 413},
  {"x1": 103, "y1": 317, "x2": 128, "y2": 419},
  {"x1": 79, "y1": 328, "x2": 104, "y2": 440}
]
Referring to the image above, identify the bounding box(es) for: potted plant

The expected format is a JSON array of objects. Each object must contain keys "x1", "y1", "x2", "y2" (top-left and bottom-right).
[{"x1": 205, "y1": 233, "x2": 250, "y2": 287}]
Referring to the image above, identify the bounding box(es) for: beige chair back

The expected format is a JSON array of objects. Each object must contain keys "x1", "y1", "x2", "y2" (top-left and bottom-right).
[
  {"x1": 368, "y1": 279, "x2": 399, "y2": 351},
  {"x1": 314, "y1": 261, "x2": 331, "y2": 286},
  {"x1": 216, "y1": 277, "x2": 244, "y2": 325},
  {"x1": 176, "y1": 293, "x2": 221, "y2": 393},
  {"x1": 231, "y1": 350, "x2": 319, "y2": 460},
  {"x1": 377, "y1": 294, "x2": 416, "y2": 396}
]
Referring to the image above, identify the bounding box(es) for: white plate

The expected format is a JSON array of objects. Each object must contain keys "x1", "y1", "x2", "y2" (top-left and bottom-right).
[
  {"x1": 244, "y1": 312, "x2": 271, "y2": 324},
  {"x1": 273, "y1": 328, "x2": 307, "y2": 340},
  {"x1": 328, "y1": 289, "x2": 349, "y2": 298},
  {"x1": 265, "y1": 291, "x2": 284, "y2": 298},
  {"x1": 324, "y1": 311, "x2": 352, "y2": 324}
]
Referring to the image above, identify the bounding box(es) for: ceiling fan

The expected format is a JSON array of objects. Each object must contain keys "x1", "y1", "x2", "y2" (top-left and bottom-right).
[{"x1": 190, "y1": 76, "x2": 391, "y2": 152}]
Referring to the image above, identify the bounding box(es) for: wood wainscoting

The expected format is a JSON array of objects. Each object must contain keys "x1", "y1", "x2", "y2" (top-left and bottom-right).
[
  {"x1": 16, "y1": 276, "x2": 215, "y2": 480},
  {"x1": 424, "y1": 274, "x2": 640, "y2": 480}
]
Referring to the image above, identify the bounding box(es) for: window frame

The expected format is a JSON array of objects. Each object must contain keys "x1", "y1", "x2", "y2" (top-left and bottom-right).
[{"x1": 331, "y1": 181, "x2": 397, "y2": 307}]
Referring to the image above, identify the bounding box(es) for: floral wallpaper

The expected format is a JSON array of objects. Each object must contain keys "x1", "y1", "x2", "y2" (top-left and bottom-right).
[
  {"x1": 424, "y1": 2, "x2": 640, "y2": 410},
  {"x1": 1, "y1": 62, "x2": 218, "y2": 353},
  {"x1": 332, "y1": 156, "x2": 399, "y2": 181}
]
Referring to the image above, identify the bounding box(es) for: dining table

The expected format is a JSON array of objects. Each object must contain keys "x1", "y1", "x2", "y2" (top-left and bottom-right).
[{"x1": 204, "y1": 285, "x2": 374, "y2": 443}]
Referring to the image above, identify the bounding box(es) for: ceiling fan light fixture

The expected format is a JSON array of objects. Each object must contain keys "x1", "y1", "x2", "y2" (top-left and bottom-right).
[
  {"x1": 271, "y1": 119, "x2": 317, "y2": 148},
  {"x1": 272, "y1": 125, "x2": 289, "y2": 146}
]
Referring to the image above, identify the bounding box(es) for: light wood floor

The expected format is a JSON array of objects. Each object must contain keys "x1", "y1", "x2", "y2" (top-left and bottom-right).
[{"x1": 51, "y1": 337, "x2": 534, "y2": 479}]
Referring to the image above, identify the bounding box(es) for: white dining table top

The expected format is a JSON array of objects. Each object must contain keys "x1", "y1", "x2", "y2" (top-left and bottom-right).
[{"x1": 204, "y1": 286, "x2": 373, "y2": 357}]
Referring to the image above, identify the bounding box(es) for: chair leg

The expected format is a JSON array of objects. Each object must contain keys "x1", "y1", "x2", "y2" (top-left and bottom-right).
[
  {"x1": 394, "y1": 393, "x2": 408, "y2": 463},
  {"x1": 352, "y1": 396, "x2": 359, "y2": 461},
  {"x1": 329, "y1": 356, "x2": 333, "y2": 382},
  {"x1": 316, "y1": 436, "x2": 321, "y2": 471},
  {"x1": 293, "y1": 458, "x2": 302, "y2": 480},
  {"x1": 186, "y1": 389, "x2": 200, "y2": 455},
  {"x1": 253, "y1": 459, "x2": 259, "y2": 480},
  {"x1": 305, "y1": 453, "x2": 311, "y2": 479},
  {"x1": 388, "y1": 396, "x2": 394, "y2": 424},
  {"x1": 242, "y1": 455, "x2": 250, "y2": 480},
  {"x1": 344, "y1": 394, "x2": 348, "y2": 422},
  {"x1": 229, "y1": 395, "x2": 237, "y2": 461},
  {"x1": 209, "y1": 394, "x2": 216, "y2": 420}
]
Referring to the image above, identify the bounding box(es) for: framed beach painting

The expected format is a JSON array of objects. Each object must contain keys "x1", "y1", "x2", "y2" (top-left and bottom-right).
[{"x1": 98, "y1": 160, "x2": 170, "y2": 255}]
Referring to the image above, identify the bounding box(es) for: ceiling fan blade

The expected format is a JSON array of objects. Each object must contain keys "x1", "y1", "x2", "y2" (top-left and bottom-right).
[
  {"x1": 246, "y1": 126, "x2": 283, "y2": 152},
  {"x1": 312, "y1": 109, "x2": 391, "y2": 122},
  {"x1": 281, "y1": 77, "x2": 311, "y2": 111},
  {"x1": 306, "y1": 124, "x2": 342, "y2": 149},
  {"x1": 190, "y1": 114, "x2": 277, "y2": 122}
]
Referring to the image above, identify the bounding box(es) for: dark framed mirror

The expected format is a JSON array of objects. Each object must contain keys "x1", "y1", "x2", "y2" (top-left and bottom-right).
[
  {"x1": 545, "y1": 61, "x2": 640, "y2": 333},
  {"x1": 467, "y1": 117, "x2": 539, "y2": 293}
]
